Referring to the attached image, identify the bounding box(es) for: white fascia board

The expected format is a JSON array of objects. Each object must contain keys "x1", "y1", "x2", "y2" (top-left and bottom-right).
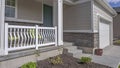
[
  {"x1": 5, "y1": 17, "x2": 43, "y2": 24},
  {"x1": 64, "y1": 30, "x2": 97, "y2": 33},
  {"x1": 64, "y1": 0, "x2": 90, "y2": 5},
  {"x1": 94, "y1": 0, "x2": 117, "y2": 17}
]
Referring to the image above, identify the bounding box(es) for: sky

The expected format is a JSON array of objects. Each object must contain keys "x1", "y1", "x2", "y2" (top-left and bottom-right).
[{"x1": 107, "y1": 0, "x2": 120, "y2": 7}]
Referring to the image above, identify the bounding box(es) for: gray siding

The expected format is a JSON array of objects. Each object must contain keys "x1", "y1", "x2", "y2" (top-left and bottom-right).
[
  {"x1": 17, "y1": 0, "x2": 42, "y2": 21},
  {"x1": 63, "y1": 1, "x2": 92, "y2": 30},
  {"x1": 93, "y1": 1, "x2": 113, "y2": 32},
  {"x1": 113, "y1": 14, "x2": 120, "y2": 38}
]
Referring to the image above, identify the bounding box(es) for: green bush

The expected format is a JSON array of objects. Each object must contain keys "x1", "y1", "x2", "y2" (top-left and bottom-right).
[
  {"x1": 21, "y1": 62, "x2": 36, "y2": 68},
  {"x1": 80, "y1": 57, "x2": 92, "y2": 63},
  {"x1": 115, "y1": 40, "x2": 120, "y2": 45},
  {"x1": 118, "y1": 65, "x2": 120, "y2": 68},
  {"x1": 50, "y1": 56, "x2": 63, "y2": 65}
]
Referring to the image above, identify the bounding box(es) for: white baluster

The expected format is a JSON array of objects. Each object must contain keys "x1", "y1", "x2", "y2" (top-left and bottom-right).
[
  {"x1": 26, "y1": 29, "x2": 30, "y2": 46},
  {"x1": 41, "y1": 29, "x2": 43, "y2": 44},
  {"x1": 20, "y1": 29, "x2": 23, "y2": 47},
  {"x1": 24, "y1": 29, "x2": 27, "y2": 46},
  {"x1": 13, "y1": 28, "x2": 16, "y2": 48},
  {"x1": 17, "y1": 29, "x2": 20, "y2": 47},
  {"x1": 29, "y1": 29, "x2": 32, "y2": 46}
]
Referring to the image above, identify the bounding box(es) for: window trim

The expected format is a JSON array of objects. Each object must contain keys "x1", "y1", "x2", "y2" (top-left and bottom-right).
[{"x1": 5, "y1": 0, "x2": 17, "y2": 18}]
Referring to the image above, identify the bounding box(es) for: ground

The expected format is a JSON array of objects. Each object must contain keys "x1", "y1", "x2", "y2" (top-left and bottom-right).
[{"x1": 37, "y1": 54, "x2": 111, "y2": 68}]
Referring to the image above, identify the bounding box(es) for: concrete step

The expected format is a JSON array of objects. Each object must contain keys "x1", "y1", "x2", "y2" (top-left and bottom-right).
[
  {"x1": 64, "y1": 46, "x2": 77, "y2": 50},
  {"x1": 63, "y1": 42, "x2": 73, "y2": 46},
  {"x1": 69, "y1": 50, "x2": 82, "y2": 54}
]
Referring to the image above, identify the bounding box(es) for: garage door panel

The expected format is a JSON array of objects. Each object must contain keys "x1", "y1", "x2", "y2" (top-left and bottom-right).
[{"x1": 99, "y1": 19, "x2": 110, "y2": 49}]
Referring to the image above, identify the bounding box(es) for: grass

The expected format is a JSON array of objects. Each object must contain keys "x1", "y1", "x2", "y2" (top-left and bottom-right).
[{"x1": 114, "y1": 40, "x2": 120, "y2": 45}]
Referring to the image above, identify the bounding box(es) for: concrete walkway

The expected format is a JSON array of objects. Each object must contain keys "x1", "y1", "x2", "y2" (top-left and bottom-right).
[
  {"x1": 73, "y1": 45, "x2": 120, "y2": 68},
  {"x1": 92, "y1": 45, "x2": 120, "y2": 68}
]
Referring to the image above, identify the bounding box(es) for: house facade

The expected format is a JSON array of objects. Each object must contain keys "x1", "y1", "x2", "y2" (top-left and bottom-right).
[
  {"x1": 0, "y1": 0, "x2": 117, "y2": 68},
  {"x1": 63, "y1": 0, "x2": 117, "y2": 53}
]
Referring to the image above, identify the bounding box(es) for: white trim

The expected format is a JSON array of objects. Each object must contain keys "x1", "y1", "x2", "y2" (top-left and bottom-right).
[
  {"x1": 98, "y1": 16, "x2": 112, "y2": 48},
  {"x1": 5, "y1": 23, "x2": 8, "y2": 55},
  {"x1": 63, "y1": 30, "x2": 95, "y2": 33},
  {"x1": 97, "y1": 13, "x2": 112, "y2": 23},
  {"x1": 5, "y1": 17, "x2": 43, "y2": 24},
  {"x1": 0, "y1": 0, "x2": 5, "y2": 55},
  {"x1": 91, "y1": 0, "x2": 94, "y2": 32}
]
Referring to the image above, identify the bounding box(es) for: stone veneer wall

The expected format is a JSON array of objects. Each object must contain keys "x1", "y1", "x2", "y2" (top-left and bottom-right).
[{"x1": 64, "y1": 32, "x2": 99, "y2": 53}]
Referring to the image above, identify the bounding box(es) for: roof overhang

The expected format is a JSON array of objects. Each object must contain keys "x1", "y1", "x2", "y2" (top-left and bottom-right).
[
  {"x1": 94, "y1": 0, "x2": 117, "y2": 17},
  {"x1": 64, "y1": 0, "x2": 90, "y2": 5}
]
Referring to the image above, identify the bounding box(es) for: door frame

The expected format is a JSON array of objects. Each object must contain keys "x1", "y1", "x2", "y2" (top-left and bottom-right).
[{"x1": 43, "y1": 4, "x2": 53, "y2": 27}]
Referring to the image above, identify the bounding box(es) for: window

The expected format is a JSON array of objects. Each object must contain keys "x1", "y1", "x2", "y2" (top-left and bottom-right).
[{"x1": 5, "y1": 0, "x2": 16, "y2": 18}]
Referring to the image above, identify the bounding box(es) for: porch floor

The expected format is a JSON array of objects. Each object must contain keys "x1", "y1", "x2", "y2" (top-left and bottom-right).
[{"x1": 0, "y1": 45, "x2": 59, "y2": 61}]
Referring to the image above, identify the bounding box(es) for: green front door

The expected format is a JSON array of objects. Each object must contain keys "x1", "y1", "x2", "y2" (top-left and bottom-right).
[{"x1": 43, "y1": 4, "x2": 53, "y2": 27}]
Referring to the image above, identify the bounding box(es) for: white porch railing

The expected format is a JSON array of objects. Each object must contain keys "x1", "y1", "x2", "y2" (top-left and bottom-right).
[{"x1": 5, "y1": 23, "x2": 57, "y2": 55}]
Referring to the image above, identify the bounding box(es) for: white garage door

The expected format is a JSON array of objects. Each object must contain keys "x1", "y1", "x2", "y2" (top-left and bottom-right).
[{"x1": 99, "y1": 19, "x2": 110, "y2": 49}]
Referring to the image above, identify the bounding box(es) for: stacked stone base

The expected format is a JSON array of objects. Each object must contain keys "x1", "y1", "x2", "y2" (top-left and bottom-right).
[{"x1": 64, "y1": 32, "x2": 99, "y2": 54}]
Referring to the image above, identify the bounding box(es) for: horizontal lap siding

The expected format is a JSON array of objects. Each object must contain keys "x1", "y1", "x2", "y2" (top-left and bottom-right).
[
  {"x1": 93, "y1": 1, "x2": 113, "y2": 32},
  {"x1": 63, "y1": 1, "x2": 92, "y2": 30},
  {"x1": 17, "y1": 0, "x2": 42, "y2": 22},
  {"x1": 113, "y1": 14, "x2": 120, "y2": 38}
]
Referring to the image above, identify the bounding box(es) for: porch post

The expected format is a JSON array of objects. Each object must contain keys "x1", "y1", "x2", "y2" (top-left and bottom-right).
[
  {"x1": 0, "y1": 0, "x2": 5, "y2": 55},
  {"x1": 58, "y1": 0, "x2": 63, "y2": 46}
]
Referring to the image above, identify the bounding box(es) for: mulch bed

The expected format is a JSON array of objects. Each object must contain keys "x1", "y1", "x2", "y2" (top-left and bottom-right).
[{"x1": 37, "y1": 54, "x2": 111, "y2": 68}]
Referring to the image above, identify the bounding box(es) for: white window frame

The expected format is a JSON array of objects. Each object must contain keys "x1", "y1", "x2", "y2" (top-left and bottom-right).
[{"x1": 5, "y1": 0, "x2": 17, "y2": 18}]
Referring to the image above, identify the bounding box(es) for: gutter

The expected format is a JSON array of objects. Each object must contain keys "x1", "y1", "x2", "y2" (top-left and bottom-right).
[{"x1": 94, "y1": 0, "x2": 117, "y2": 17}]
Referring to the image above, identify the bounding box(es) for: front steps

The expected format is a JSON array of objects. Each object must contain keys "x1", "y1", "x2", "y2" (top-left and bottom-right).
[
  {"x1": 63, "y1": 42, "x2": 91, "y2": 58},
  {"x1": 63, "y1": 42, "x2": 120, "y2": 68}
]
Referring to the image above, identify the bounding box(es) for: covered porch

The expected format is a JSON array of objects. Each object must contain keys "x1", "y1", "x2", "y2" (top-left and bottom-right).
[{"x1": 0, "y1": 0, "x2": 63, "y2": 55}]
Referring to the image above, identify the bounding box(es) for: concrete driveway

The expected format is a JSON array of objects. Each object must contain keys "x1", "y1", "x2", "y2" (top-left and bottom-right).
[
  {"x1": 92, "y1": 45, "x2": 120, "y2": 68},
  {"x1": 103, "y1": 45, "x2": 120, "y2": 58}
]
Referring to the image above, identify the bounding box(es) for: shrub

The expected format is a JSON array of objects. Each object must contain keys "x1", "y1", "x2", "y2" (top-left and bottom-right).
[
  {"x1": 21, "y1": 62, "x2": 36, "y2": 68},
  {"x1": 80, "y1": 57, "x2": 92, "y2": 63},
  {"x1": 115, "y1": 40, "x2": 120, "y2": 45},
  {"x1": 118, "y1": 65, "x2": 120, "y2": 68},
  {"x1": 50, "y1": 56, "x2": 63, "y2": 65}
]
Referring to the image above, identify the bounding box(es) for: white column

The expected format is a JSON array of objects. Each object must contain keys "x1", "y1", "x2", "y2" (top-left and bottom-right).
[
  {"x1": 58, "y1": 0, "x2": 63, "y2": 45},
  {"x1": 53, "y1": 0, "x2": 63, "y2": 46},
  {"x1": 0, "y1": 0, "x2": 5, "y2": 55}
]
